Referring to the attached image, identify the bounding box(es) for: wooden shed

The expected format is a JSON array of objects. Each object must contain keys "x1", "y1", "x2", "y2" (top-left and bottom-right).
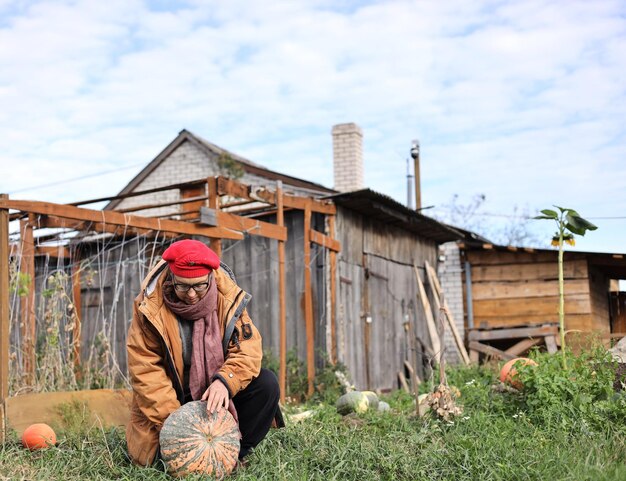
[
  {"x1": 2, "y1": 130, "x2": 464, "y2": 401},
  {"x1": 459, "y1": 241, "x2": 626, "y2": 359},
  {"x1": 329, "y1": 189, "x2": 462, "y2": 390}
]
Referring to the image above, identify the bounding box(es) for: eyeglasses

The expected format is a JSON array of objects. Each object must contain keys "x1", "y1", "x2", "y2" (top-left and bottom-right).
[{"x1": 172, "y1": 276, "x2": 211, "y2": 294}]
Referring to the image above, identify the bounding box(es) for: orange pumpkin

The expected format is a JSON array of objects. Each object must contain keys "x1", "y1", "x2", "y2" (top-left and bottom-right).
[
  {"x1": 499, "y1": 357, "x2": 538, "y2": 389},
  {"x1": 160, "y1": 401, "x2": 240, "y2": 478},
  {"x1": 21, "y1": 423, "x2": 56, "y2": 450}
]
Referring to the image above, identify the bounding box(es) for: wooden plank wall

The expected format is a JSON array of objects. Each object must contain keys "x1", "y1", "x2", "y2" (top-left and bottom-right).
[
  {"x1": 76, "y1": 239, "x2": 158, "y2": 377},
  {"x1": 335, "y1": 208, "x2": 438, "y2": 391},
  {"x1": 221, "y1": 210, "x2": 326, "y2": 369},
  {"x1": 465, "y1": 249, "x2": 597, "y2": 331}
]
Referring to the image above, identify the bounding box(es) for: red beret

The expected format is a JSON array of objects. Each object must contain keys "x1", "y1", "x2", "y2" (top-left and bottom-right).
[{"x1": 162, "y1": 240, "x2": 220, "y2": 278}]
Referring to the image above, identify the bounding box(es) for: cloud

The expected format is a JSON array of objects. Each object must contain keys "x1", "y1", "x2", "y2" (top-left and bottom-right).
[{"x1": 0, "y1": 0, "x2": 624, "y2": 252}]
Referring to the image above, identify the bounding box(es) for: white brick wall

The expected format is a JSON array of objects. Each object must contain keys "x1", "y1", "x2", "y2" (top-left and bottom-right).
[
  {"x1": 116, "y1": 141, "x2": 212, "y2": 217},
  {"x1": 438, "y1": 242, "x2": 465, "y2": 364},
  {"x1": 332, "y1": 123, "x2": 364, "y2": 192},
  {"x1": 115, "y1": 141, "x2": 297, "y2": 218}
]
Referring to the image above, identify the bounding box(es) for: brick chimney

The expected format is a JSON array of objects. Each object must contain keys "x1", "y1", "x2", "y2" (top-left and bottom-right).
[{"x1": 332, "y1": 123, "x2": 364, "y2": 192}]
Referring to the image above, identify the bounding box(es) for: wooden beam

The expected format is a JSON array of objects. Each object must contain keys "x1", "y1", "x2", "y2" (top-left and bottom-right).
[
  {"x1": 115, "y1": 194, "x2": 208, "y2": 214},
  {"x1": 403, "y1": 360, "x2": 421, "y2": 393},
  {"x1": 0, "y1": 196, "x2": 10, "y2": 414},
  {"x1": 36, "y1": 215, "x2": 87, "y2": 231},
  {"x1": 19, "y1": 217, "x2": 36, "y2": 384},
  {"x1": 35, "y1": 245, "x2": 70, "y2": 258},
  {"x1": 424, "y1": 261, "x2": 470, "y2": 365},
  {"x1": 309, "y1": 229, "x2": 341, "y2": 252},
  {"x1": 504, "y1": 338, "x2": 543, "y2": 356},
  {"x1": 328, "y1": 215, "x2": 337, "y2": 364},
  {"x1": 602, "y1": 332, "x2": 626, "y2": 339},
  {"x1": 217, "y1": 176, "x2": 336, "y2": 214},
  {"x1": 207, "y1": 177, "x2": 222, "y2": 257},
  {"x1": 468, "y1": 341, "x2": 516, "y2": 361},
  {"x1": 254, "y1": 188, "x2": 336, "y2": 215},
  {"x1": 303, "y1": 205, "x2": 315, "y2": 397},
  {"x1": 220, "y1": 198, "x2": 258, "y2": 209},
  {"x1": 199, "y1": 207, "x2": 287, "y2": 241},
  {"x1": 414, "y1": 264, "x2": 441, "y2": 362},
  {"x1": 470, "y1": 349, "x2": 479, "y2": 363},
  {"x1": 37, "y1": 215, "x2": 177, "y2": 240},
  {"x1": 545, "y1": 335, "x2": 558, "y2": 354},
  {"x1": 71, "y1": 178, "x2": 207, "y2": 207},
  {"x1": 0, "y1": 199, "x2": 243, "y2": 240},
  {"x1": 277, "y1": 182, "x2": 286, "y2": 404},
  {"x1": 152, "y1": 206, "x2": 201, "y2": 221},
  {"x1": 5, "y1": 389, "x2": 132, "y2": 436},
  {"x1": 216, "y1": 176, "x2": 253, "y2": 201},
  {"x1": 398, "y1": 371, "x2": 410, "y2": 393},
  {"x1": 468, "y1": 324, "x2": 558, "y2": 342}
]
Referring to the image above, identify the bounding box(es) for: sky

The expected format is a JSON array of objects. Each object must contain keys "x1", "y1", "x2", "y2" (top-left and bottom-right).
[{"x1": 0, "y1": 0, "x2": 625, "y2": 254}]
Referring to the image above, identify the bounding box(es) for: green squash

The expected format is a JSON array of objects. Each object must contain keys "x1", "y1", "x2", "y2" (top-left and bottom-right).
[
  {"x1": 336, "y1": 391, "x2": 379, "y2": 415},
  {"x1": 361, "y1": 391, "x2": 380, "y2": 410}
]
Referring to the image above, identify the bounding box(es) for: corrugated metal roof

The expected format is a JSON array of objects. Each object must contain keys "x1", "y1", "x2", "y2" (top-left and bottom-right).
[{"x1": 326, "y1": 189, "x2": 465, "y2": 243}]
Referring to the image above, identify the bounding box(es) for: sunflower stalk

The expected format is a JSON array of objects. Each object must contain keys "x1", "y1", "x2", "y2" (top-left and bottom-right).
[{"x1": 534, "y1": 206, "x2": 597, "y2": 369}]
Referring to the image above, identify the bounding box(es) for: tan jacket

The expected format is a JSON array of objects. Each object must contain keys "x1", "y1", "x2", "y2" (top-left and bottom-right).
[{"x1": 125, "y1": 260, "x2": 262, "y2": 466}]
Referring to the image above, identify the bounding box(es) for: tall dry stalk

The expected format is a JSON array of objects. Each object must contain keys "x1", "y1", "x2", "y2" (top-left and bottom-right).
[{"x1": 35, "y1": 271, "x2": 79, "y2": 392}]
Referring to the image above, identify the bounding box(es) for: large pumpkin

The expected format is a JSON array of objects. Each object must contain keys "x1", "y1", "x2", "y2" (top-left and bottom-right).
[
  {"x1": 499, "y1": 357, "x2": 538, "y2": 390},
  {"x1": 160, "y1": 401, "x2": 240, "y2": 478},
  {"x1": 21, "y1": 423, "x2": 56, "y2": 450}
]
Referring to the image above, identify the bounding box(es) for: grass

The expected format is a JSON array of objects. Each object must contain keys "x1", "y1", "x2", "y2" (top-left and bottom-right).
[{"x1": 2, "y1": 352, "x2": 625, "y2": 480}]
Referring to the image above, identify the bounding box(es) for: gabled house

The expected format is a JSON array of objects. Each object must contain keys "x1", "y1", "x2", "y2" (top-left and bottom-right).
[
  {"x1": 106, "y1": 129, "x2": 335, "y2": 218},
  {"x1": 89, "y1": 123, "x2": 463, "y2": 391}
]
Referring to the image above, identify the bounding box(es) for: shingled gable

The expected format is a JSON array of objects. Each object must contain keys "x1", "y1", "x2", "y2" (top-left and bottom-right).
[{"x1": 106, "y1": 129, "x2": 334, "y2": 210}]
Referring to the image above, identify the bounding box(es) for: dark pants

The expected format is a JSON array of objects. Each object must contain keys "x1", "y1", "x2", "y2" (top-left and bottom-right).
[{"x1": 233, "y1": 368, "x2": 282, "y2": 459}]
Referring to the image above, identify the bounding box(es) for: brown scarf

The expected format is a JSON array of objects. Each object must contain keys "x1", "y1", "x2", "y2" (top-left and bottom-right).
[{"x1": 163, "y1": 279, "x2": 238, "y2": 423}]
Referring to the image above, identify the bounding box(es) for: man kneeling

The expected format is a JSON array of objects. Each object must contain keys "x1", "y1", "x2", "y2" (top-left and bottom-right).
[{"x1": 126, "y1": 239, "x2": 282, "y2": 466}]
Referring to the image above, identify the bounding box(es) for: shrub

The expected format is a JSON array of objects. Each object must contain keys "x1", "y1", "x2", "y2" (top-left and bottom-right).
[
  {"x1": 262, "y1": 349, "x2": 350, "y2": 404},
  {"x1": 517, "y1": 347, "x2": 626, "y2": 431}
]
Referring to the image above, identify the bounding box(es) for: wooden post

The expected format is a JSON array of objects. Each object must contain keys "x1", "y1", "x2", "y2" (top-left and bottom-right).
[
  {"x1": 19, "y1": 216, "x2": 35, "y2": 384},
  {"x1": 303, "y1": 204, "x2": 315, "y2": 397},
  {"x1": 1, "y1": 195, "x2": 10, "y2": 441},
  {"x1": 276, "y1": 181, "x2": 287, "y2": 403},
  {"x1": 414, "y1": 264, "x2": 441, "y2": 364},
  {"x1": 207, "y1": 177, "x2": 222, "y2": 257},
  {"x1": 424, "y1": 261, "x2": 470, "y2": 365},
  {"x1": 328, "y1": 215, "x2": 337, "y2": 365}
]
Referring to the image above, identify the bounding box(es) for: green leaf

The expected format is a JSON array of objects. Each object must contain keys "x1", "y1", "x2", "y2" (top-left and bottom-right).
[
  {"x1": 566, "y1": 214, "x2": 598, "y2": 236},
  {"x1": 540, "y1": 209, "x2": 558, "y2": 218},
  {"x1": 571, "y1": 215, "x2": 597, "y2": 231},
  {"x1": 554, "y1": 205, "x2": 566, "y2": 213},
  {"x1": 565, "y1": 222, "x2": 585, "y2": 236},
  {"x1": 534, "y1": 215, "x2": 556, "y2": 220}
]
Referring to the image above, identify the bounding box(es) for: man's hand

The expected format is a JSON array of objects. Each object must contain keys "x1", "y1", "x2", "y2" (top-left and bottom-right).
[{"x1": 201, "y1": 380, "x2": 229, "y2": 414}]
